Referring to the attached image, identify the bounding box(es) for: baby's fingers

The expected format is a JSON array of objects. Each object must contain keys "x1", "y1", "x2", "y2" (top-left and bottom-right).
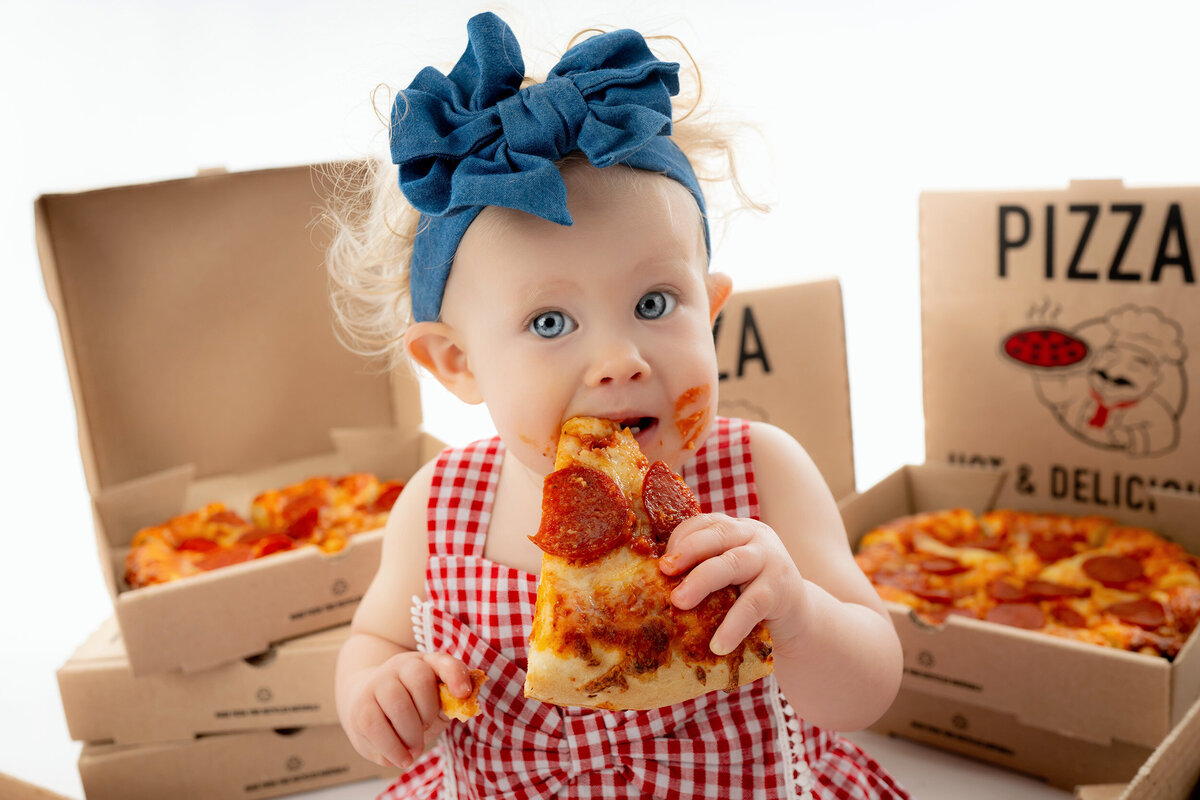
[
  {"x1": 374, "y1": 670, "x2": 428, "y2": 767},
  {"x1": 660, "y1": 514, "x2": 750, "y2": 576},
  {"x1": 709, "y1": 584, "x2": 777, "y2": 656}
]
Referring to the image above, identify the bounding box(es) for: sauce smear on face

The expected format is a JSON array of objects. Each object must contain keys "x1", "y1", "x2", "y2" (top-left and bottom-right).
[{"x1": 674, "y1": 385, "x2": 711, "y2": 450}]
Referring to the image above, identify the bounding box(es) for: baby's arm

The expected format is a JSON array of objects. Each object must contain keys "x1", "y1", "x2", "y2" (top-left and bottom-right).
[
  {"x1": 334, "y1": 458, "x2": 474, "y2": 770},
  {"x1": 662, "y1": 421, "x2": 902, "y2": 731}
]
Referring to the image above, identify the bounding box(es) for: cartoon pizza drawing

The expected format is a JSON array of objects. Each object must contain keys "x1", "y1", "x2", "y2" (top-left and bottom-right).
[{"x1": 1001, "y1": 304, "x2": 1188, "y2": 458}]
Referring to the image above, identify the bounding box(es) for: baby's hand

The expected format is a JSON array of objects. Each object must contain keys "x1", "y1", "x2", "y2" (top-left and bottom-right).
[
  {"x1": 342, "y1": 651, "x2": 474, "y2": 771},
  {"x1": 660, "y1": 513, "x2": 804, "y2": 656}
]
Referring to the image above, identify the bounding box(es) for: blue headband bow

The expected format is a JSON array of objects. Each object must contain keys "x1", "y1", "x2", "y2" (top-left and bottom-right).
[{"x1": 391, "y1": 12, "x2": 711, "y2": 322}]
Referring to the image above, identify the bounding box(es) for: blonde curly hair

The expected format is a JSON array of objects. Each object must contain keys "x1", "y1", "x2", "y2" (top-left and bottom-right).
[{"x1": 325, "y1": 32, "x2": 766, "y2": 371}]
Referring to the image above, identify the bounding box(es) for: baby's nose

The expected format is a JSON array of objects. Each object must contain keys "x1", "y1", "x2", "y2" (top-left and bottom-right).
[{"x1": 586, "y1": 343, "x2": 651, "y2": 386}]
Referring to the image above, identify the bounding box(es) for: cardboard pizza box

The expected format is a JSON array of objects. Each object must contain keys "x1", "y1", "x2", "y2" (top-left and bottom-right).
[
  {"x1": 715, "y1": 278, "x2": 856, "y2": 501},
  {"x1": 0, "y1": 772, "x2": 75, "y2": 800},
  {"x1": 1074, "y1": 687, "x2": 1200, "y2": 800},
  {"x1": 871, "y1": 686, "x2": 1154, "y2": 791},
  {"x1": 57, "y1": 616, "x2": 346, "y2": 745},
  {"x1": 77, "y1": 724, "x2": 395, "y2": 800},
  {"x1": 34, "y1": 163, "x2": 434, "y2": 675},
  {"x1": 840, "y1": 178, "x2": 1200, "y2": 761}
]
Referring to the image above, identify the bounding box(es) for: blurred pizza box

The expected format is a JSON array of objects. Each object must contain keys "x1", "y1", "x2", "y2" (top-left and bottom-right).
[
  {"x1": 840, "y1": 178, "x2": 1200, "y2": 777},
  {"x1": 1075, "y1": 686, "x2": 1200, "y2": 800},
  {"x1": 77, "y1": 724, "x2": 396, "y2": 800},
  {"x1": 57, "y1": 616, "x2": 345, "y2": 745},
  {"x1": 0, "y1": 772, "x2": 74, "y2": 800},
  {"x1": 871, "y1": 686, "x2": 1153, "y2": 791},
  {"x1": 715, "y1": 279, "x2": 855, "y2": 501},
  {"x1": 34, "y1": 163, "x2": 438, "y2": 675}
]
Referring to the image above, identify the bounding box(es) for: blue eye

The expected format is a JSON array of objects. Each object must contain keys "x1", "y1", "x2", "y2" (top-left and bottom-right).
[
  {"x1": 529, "y1": 310, "x2": 577, "y2": 339},
  {"x1": 635, "y1": 291, "x2": 676, "y2": 320}
]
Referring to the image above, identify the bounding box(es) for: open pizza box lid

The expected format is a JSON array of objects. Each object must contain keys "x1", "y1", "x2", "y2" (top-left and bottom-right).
[
  {"x1": 840, "y1": 179, "x2": 1200, "y2": 753},
  {"x1": 715, "y1": 278, "x2": 855, "y2": 501},
  {"x1": 35, "y1": 162, "x2": 436, "y2": 675}
]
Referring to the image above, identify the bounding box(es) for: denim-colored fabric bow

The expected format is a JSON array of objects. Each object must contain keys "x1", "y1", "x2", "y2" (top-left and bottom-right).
[{"x1": 391, "y1": 12, "x2": 710, "y2": 322}]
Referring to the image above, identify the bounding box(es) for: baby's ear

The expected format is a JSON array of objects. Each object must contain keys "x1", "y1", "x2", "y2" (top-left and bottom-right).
[
  {"x1": 404, "y1": 322, "x2": 483, "y2": 404},
  {"x1": 706, "y1": 272, "x2": 734, "y2": 325}
]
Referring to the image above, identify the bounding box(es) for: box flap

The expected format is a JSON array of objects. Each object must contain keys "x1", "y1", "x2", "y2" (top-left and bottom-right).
[
  {"x1": 35, "y1": 163, "x2": 419, "y2": 493},
  {"x1": 921, "y1": 182, "x2": 1199, "y2": 524},
  {"x1": 716, "y1": 278, "x2": 856, "y2": 499}
]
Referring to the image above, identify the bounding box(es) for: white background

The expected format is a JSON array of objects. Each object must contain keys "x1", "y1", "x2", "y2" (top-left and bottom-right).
[{"x1": 4, "y1": 1, "x2": 1199, "y2": 797}]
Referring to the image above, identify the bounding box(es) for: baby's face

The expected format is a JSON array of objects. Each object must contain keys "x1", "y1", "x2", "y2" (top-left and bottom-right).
[{"x1": 440, "y1": 163, "x2": 723, "y2": 476}]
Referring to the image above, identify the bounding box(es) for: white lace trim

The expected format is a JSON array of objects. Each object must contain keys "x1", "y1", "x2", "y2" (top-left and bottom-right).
[
  {"x1": 410, "y1": 596, "x2": 459, "y2": 798},
  {"x1": 411, "y1": 594, "x2": 434, "y2": 654},
  {"x1": 769, "y1": 681, "x2": 814, "y2": 800}
]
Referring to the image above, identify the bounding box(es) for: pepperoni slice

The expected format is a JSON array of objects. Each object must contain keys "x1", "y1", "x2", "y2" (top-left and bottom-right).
[
  {"x1": 195, "y1": 544, "x2": 254, "y2": 571},
  {"x1": 920, "y1": 557, "x2": 969, "y2": 576},
  {"x1": 254, "y1": 533, "x2": 296, "y2": 557},
  {"x1": 285, "y1": 506, "x2": 322, "y2": 540},
  {"x1": 988, "y1": 578, "x2": 1030, "y2": 602},
  {"x1": 529, "y1": 465, "x2": 634, "y2": 562},
  {"x1": 1082, "y1": 554, "x2": 1144, "y2": 587},
  {"x1": 911, "y1": 587, "x2": 960, "y2": 604},
  {"x1": 1031, "y1": 538, "x2": 1077, "y2": 564},
  {"x1": 371, "y1": 481, "x2": 405, "y2": 512},
  {"x1": 1106, "y1": 598, "x2": 1166, "y2": 630},
  {"x1": 1027, "y1": 580, "x2": 1091, "y2": 599},
  {"x1": 985, "y1": 603, "x2": 1046, "y2": 630},
  {"x1": 641, "y1": 461, "x2": 702, "y2": 553},
  {"x1": 208, "y1": 509, "x2": 247, "y2": 526},
  {"x1": 1051, "y1": 605, "x2": 1088, "y2": 628},
  {"x1": 177, "y1": 537, "x2": 220, "y2": 553},
  {"x1": 1002, "y1": 327, "x2": 1089, "y2": 368}
]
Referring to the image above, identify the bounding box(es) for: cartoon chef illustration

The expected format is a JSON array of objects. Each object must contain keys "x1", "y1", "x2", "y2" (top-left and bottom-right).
[{"x1": 1002, "y1": 304, "x2": 1187, "y2": 458}]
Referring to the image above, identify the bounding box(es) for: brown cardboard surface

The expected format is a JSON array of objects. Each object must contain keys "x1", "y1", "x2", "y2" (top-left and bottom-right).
[
  {"x1": 34, "y1": 162, "x2": 416, "y2": 494},
  {"x1": 1074, "y1": 787, "x2": 1128, "y2": 800},
  {"x1": 1111, "y1": 688, "x2": 1200, "y2": 800},
  {"x1": 840, "y1": 464, "x2": 1199, "y2": 749},
  {"x1": 715, "y1": 279, "x2": 856, "y2": 500},
  {"x1": 58, "y1": 616, "x2": 346, "y2": 745},
  {"x1": 0, "y1": 772, "x2": 73, "y2": 800},
  {"x1": 921, "y1": 180, "x2": 1199, "y2": 530},
  {"x1": 34, "y1": 163, "x2": 434, "y2": 675},
  {"x1": 874, "y1": 688, "x2": 1152, "y2": 790},
  {"x1": 77, "y1": 725, "x2": 396, "y2": 800}
]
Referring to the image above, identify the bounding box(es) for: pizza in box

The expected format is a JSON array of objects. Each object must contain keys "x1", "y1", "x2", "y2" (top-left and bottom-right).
[
  {"x1": 124, "y1": 473, "x2": 404, "y2": 588},
  {"x1": 855, "y1": 508, "x2": 1200, "y2": 659}
]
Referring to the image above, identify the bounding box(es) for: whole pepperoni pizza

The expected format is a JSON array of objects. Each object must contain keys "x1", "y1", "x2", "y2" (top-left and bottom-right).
[
  {"x1": 854, "y1": 508, "x2": 1200, "y2": 658},
  {"x1": 524, "y1": 417, "x2": 774, "y2": 710},
  {"x1": 124, "y1": 473, "x2": 404, "y2": 589}
]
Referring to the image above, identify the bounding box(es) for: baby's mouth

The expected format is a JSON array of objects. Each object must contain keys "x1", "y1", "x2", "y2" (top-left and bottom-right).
[{"x1": 620, "y1": 416, "x2": 659, "y2": 441}]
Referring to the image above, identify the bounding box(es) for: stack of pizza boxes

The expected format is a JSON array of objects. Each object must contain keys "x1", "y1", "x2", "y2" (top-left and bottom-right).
[
  {"x1": 36, "y1": 163, "x2": 439, "y2": 799},
  {"x1": 838, "y1": 179, "x2": 1200, "y2": 793}
]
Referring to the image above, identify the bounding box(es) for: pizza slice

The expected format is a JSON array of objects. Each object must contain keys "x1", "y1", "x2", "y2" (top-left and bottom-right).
[
  {"x1": 439, "y1": 669, "x2": 488, "y2": 721},
  {"x1": 524, "y1": 416, "x2": 774, "y2": 710}
]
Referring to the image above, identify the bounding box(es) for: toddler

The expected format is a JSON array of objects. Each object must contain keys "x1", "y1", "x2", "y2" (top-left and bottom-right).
[{"x1": 332, "y1": 12, "x2": 909, "y2": 799}]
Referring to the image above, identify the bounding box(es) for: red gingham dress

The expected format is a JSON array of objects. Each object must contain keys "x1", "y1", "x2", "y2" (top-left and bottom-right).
[{"x1": 382, "y1": 418, "x2": 910, "y2": 800}]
